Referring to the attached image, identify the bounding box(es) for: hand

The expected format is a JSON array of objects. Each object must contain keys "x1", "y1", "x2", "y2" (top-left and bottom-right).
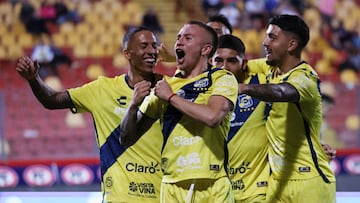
[
  {"x1": 238, "y1": 83, "x2": 248, "y2": 94},
  {"x1": 16, "y1": 56, "x2": 39, "y2": 80},
  {"x1": 130, "y1": 80, "x2": 152, "y2": 107},
  {"x1": 322, "y1": 143, "x2": 336, "y2": 161},
  {"x1": 154, "y1": 79, "x2": 173, "y2": 101},
  {"x1": 157, "y1": 43, "x2": 176, "y2": 62}
]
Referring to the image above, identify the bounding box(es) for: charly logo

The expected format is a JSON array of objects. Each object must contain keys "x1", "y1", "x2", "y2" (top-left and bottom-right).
[
  {"x1": 126, "y1": 162, "x2": 160, "y2": 174},
  {"x1": 117, "y1": 96, "x2": 127, "y2": 105},
  {"x1": 105, "y1": 176, "x2": 113, "y2": 188},
  {"x1": 229, "y1": 162, "x2": 251, "y2": 174},
  {"x1": 232, "y1": 179, "x2": 245, "y2": 190},
  {"x1": 238, "y1": 95, "x2": 253, "y2": 109}
]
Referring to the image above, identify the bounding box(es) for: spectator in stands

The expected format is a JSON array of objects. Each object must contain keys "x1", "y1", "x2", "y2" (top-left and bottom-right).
[
  {"x1": 19, "y1": 0, "x2": 49, "y2": 35},
  {"x1": 30, "y1": 33, "x2": 71, "y2": 78},
  {"x1": 219, "y1": 2, "x2": 241, "y2": 29},
  {"x1": 30, "y1": 34, "x2": 56, "y2": 77},
  {"x1": 39, "y1": 0, "x2": 57, "y2": 23},
  {"x1": 174, "y1": 0, "x2": 196, "y2": 20},
  {"x1": 141, "y1": 6, "x2": 164, "y2": 45},
  {"x1": 340, "y1": 32, "x2": 360, "y2": 71},
  {"x1": 16, "y1": 26, "x2": 163, "y2": 203},
  {"x1": 201, "y1": 0, "x2": 224, "y2": 18},
  {"x1": 317, "y1": 0, "x2": 336, "y2": 25},
  {"x1": 207, "y1": 14, "x2": 232, "y2": 36},
  {"x1": 54, "y1": 0, "x2": 80, "y2": 25}
]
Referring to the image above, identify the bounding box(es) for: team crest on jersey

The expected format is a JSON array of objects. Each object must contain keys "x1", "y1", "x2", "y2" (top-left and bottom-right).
[
  {"x1": 238, "y1": 94, "x2": 253, "y2": 109},
  {"x1": 194, "y1": 78, "x2": 209, "y2": 88}
]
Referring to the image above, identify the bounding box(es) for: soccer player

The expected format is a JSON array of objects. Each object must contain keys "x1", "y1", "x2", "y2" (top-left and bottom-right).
[
  {"x1": 119, "y1": 21, "x2": 238, "y2": 203},
  {"x1": 212, "y1": 34, "x2": 270, "y2": 203},
  {"x1": 207, "y1": 14, "x2": 233, "y2": 37},
  {"x1": 16, "y1": 26, "x2": 163, "y2": 203},
  {"x1": 239, "y1": 14, "x2": 336, "y2": 203}
]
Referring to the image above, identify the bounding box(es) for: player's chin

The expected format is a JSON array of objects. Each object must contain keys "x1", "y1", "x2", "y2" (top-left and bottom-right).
[{"x1": 144, "y1": 64, "x2": 156, "y2": 72}]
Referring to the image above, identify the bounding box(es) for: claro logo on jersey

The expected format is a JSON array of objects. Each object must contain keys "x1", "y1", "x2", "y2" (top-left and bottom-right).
[
  {"x1": 229, "y1": 162, "x2": 251, "y2": 174},
  {"x1": 238, "y1": 94, "x2": 253, "y2": 109},
  {"x1": 126, "y1": 162, "x2": 160, "y2": 174},
  {"x1": 172, "y1": 136, "x2": 201, "y2": 147}
]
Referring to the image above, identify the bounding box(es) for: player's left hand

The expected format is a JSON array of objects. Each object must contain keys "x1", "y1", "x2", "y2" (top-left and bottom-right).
[
  {"x1": 154, "y1": 79, "x2": 173, "y2": 101},
  {"x1": 322, "y1": 143, "x2": 336, "y2": 161}
]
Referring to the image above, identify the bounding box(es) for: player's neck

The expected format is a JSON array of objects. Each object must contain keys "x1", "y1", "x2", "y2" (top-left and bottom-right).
[
  {"x1": 279, "y1": 57, "x2": 301, "y2": 73},
  {"x1": 179, "y1": 60, "x2": 209, "y2": 79},
  {"x1": 127, "y1": 71, "x2": 154, "y2": 87}
]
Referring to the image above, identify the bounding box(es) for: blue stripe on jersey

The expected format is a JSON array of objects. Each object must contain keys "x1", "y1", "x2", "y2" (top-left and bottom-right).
[
  {"x1": 161, "y1": 68, "x2": 219, "y2": 149},
  {"x1": 227, "y1": 75, "x2": 261, "y2": 142},
  {"x1": 99, "y1": 126, "x2": 127, "y2": 178}
]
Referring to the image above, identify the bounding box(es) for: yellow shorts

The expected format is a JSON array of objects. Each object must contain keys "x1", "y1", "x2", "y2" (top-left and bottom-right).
[
  {"x1": 160, "y1": 177, "x2": 234, "y2": 203},
  {"x1": 266, "y1": 176, "x2": 336, "y2": 203}
]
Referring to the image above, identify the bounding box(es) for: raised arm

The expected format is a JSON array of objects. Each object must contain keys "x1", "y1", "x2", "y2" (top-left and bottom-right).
[
  {"x1": 119, "y1": 81, "x2": 156, "y2": 146},
  {"x1": 239, "y1": 82, "x2": 300, "y2": 103},
  {"x1": 16, "y1": 56, "x2": 74, "y2": 109}
]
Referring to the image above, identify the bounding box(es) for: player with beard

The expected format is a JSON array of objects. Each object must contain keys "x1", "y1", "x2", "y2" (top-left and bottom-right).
[
  {"x1": 119, "y1": 21, "x2": 238, "y2": 203},
  {"x1": 238, "y1": 14, "x2": 336, "y2": 203},
  {"x1": 212, "y1": 34, "x2": 270, "y2": 203},
  {"x1": 16, "y1": 26, "x2": 163, "y2": 203}
]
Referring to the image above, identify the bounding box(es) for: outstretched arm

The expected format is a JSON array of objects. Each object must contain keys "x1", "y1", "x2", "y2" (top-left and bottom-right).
[
  {"x1": 16, "y1": 56, "x2": 74, "y2": 109},
  {"x1": 239, "y1": 82, "x2": 300, "y2": 103},
  {"x1": 119, "y1": 81, "x2": 156, "y2": 146}
]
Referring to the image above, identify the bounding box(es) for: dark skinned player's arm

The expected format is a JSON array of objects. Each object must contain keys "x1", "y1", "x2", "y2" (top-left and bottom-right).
[
  {"x1": 119, "y1": 80, "x2": 156, "y2": 147},
  {"x1": 16, "y1": 56, "x2": 74, "y2": 109},
  {"x1": 119, "y1": 105, "x2": 156, "y2": 147},
  {"x1": 239, "y1": 82, "x2": 300, "y2": 103},
  {"x1": 28, "y1": 75, "x2": 74, "y2": 109}
]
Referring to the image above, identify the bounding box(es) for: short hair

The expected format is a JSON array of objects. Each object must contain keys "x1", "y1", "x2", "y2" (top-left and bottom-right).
[
  {"x1": 187, "y1": 20, "x2": 218, "y2": 58},
  {"x1": 207, "y1": 14, "x2": 233, "y2": 34},
  {"x1": 218, "y1": 34, "x2": 245, "y2": 56},
  {"x1": 269, "y1": 14, "x2": 309, "y2": 49},
  {"x1": 122, "y1": 26, "x2": 154, "y2": 49}
]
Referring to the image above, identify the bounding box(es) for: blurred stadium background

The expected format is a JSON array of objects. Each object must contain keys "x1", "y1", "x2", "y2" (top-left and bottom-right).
[{"x1": 0, "y1": 0, "x2": 359, "y2": 202}]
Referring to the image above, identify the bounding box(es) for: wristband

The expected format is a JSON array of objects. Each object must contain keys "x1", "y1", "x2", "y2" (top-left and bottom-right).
[{"x1": 167, "y1": 93, "x2": 177, "y2": 103}]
